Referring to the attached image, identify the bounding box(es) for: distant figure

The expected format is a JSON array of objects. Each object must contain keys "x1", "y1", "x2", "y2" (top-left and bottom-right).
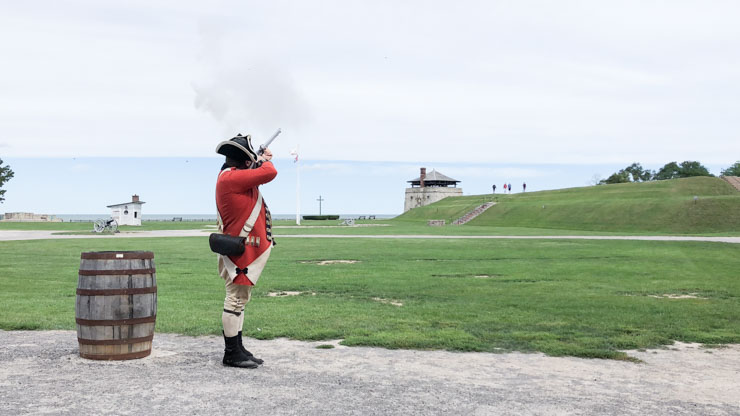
[
  {"x1": 492, "y1": 184, "x2": 496, "y2": 193},
  {"x1": 508, "y1": 183, "x2": 512, "y2": 193},
  {"x1": 523, "y1": 182, "x2": 527, "y2": 192},
  {"x1": 503, "y1": 183, "x2": 507, "y2": 192}
]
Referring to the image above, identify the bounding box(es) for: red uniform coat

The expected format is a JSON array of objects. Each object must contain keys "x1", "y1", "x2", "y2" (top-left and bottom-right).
[{"x1": 215, "y1": 161, "x2": 277, "y2": 285}]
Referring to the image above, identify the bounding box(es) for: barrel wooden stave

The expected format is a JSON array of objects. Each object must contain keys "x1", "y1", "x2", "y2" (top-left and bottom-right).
[
  {"x1": 76, "y1": 285, "x2": 157, "y2": 321},
  {"x1": 77, "y1": 322, "x2": 155, "y2": 340},
  {"x1": 78, "y1": 273, "x2": 155, "y2": 290},
  {"x1": 80, "y1": 258, "x2": 154, "y2": 273},
  {"x1": 79, "y1": 342, "x2": 152, "y2": 360},
  {"x1": 76, "y1": 295, "x2": 157, "y2": 321},
  {"x1": 75, "y1": 251, "x2": 157, "y2": 360}
]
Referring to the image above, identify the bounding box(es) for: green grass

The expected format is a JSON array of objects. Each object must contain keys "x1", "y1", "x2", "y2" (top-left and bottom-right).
[
  {"x1": 274, "y1": 221, "x2": 740, "y2": 237},
  {"x1": 1, "y1": 236, "x2": 738, "y2": 359},
  {"x1": 395, "y1": 177, "x2": 740, "y2": 234}
]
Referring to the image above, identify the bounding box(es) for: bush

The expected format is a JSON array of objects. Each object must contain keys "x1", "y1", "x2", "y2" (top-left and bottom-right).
[{"x1": 302, "y1": 215, "x2": 340, "y2": 220}]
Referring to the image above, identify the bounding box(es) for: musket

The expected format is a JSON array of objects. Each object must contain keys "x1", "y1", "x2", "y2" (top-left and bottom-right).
[{"x1": 258, "y1": 129, "x2": 282, "y2": 155}]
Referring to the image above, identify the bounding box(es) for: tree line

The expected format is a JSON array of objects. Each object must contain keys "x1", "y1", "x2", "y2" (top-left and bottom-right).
[{"x1": 599, "y1": 161, "x2": 740, "y2": 185}]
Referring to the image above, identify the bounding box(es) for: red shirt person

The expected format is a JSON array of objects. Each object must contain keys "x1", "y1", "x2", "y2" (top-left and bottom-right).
[
  {"x1": 216, "y1": 158, "x2": 277, "y2": 285},
  {"x1": 214, "y1": 133, "x2": 276, "y2": 369}
]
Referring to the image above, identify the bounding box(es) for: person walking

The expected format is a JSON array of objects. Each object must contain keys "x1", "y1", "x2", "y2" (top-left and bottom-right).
[
  {"x1": 508, "y1": 183, "x2": 512, "y2": 194},
  {"x1": 492, "y1": 184, "x2": 496, "y2": 193},
  {"x1": 503, "y1": 183, "x2": 507, "y2": 192},
  {"x1": 523, "y1": 182, "x2": 527, "y2": 192},
  {"x1": 214, "y1": 134, "x2": 277, "y2": 369}
]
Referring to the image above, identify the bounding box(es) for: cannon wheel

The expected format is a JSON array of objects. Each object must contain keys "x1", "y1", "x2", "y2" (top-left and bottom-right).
[
  {"x1": 109, "y1": 219, "x2": 118, "y2": 233},
  {"x1": 93, "y1": 219, "x2": 105, "y2": 233}
]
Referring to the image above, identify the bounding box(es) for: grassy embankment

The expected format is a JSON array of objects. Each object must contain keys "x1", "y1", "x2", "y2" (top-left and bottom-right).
[
  {"x1": 3, "y1": 177, "x2": 737, "y2": 236},
  {"x1": 395, "y1": 176, "x2": 740, "y2": 235},
  {"x1": 1, "y1": 236, "x2": 738, "y2": 360}
]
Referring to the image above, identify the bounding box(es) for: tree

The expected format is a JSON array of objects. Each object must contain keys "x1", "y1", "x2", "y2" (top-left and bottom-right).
[
  {"x1": 654, "y1": 162, "x2": 681, "y2": 180},
  {"x1": 624, "y1": 162, "x2": 654, "y2": 182},
  {"x1": 677, "y1": 161, "x2": 712, "y2": 178},
  {"x1": 720, "y1": 161, "x2": 740, "y2": 176},
  {"x1": 599, "y1": 162, "x2": 653, "y2": 185},
  {"x1": 654, "y1": 161, "x2": 712, "y2": 180},
  {"x1": 0, "y1": 158, "x2": 14, "y2": 203},
  {"x1": 600, "y1": 170, "x2": 631, "y2": 184}
]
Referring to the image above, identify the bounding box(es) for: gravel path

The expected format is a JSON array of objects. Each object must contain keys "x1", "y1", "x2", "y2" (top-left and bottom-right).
[
  {"x1": 1, "y1": 230, "x2": 739, "y2": 243},
  {"x1": 1, "y1": 330, "x2": 739, "y2": 415}
]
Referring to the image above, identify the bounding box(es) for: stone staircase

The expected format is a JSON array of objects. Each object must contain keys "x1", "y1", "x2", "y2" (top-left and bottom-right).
[
  {"x1": 721, "y1": 176, "x2": 740, "y2": 191},
  {"x1": 452, "y1": 202, "x2": 496, "y2": 225}
]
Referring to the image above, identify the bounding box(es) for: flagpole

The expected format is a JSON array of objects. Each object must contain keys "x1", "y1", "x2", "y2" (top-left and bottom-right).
[{"x1": 296, "y1": 145, "x2": 301, "y2": 225}]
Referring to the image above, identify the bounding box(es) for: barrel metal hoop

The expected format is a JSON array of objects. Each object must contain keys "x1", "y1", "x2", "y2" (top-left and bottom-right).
[
  {"x1": 81, "y1": 252, "x2": 154, "y2": 260},
  {"x1": 75, "y1": 316, "x2": 156, "y2": 326},
  {"x1": 76, "y1": 287, "x2": 157, "y2": 296},
  {"x1": 77, "y1": 334, "x2": 154, "y2": 346},
  {"x1": 78, "y1": 268, "x2": 156, "y2": 276},
  {"x1": 79, "y1": 350, "x2": 152, "y2": 360}
]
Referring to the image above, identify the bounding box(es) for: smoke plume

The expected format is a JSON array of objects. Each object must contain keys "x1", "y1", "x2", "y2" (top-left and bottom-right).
[{"x1": 192, "y1": 21, "x2": 309, "y2": 139}]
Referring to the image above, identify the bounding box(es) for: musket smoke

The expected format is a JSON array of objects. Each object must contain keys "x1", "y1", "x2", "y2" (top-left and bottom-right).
[{"x1": 192, "y1": 21, "x2": 309, "y2": 139}]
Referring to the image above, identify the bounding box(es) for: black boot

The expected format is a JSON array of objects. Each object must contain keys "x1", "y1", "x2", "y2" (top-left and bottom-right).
[
  {"x1": 238, "y1": 331, "x2": 264, "y2": 365},
  {"x1": 223, "y1": 333, "x2": 259, "y2": 368}
]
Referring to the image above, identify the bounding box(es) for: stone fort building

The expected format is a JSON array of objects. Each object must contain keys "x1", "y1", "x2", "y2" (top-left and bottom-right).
[{"x1": 404, "y1": 168, "x2": 462, "y2": 212}]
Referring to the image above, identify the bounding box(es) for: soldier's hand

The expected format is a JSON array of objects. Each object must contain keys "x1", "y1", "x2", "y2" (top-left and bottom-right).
[{"x1": 258, "y1": 148, "x2": 273, "y2": 162}]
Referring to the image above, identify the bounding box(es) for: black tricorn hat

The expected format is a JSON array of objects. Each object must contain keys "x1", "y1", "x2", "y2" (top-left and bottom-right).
[{"x1": 215, "y1": 134, "x2": 257, "y2": 163}]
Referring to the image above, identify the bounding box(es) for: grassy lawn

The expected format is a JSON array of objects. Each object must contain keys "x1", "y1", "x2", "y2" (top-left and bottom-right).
[
  {"x1": 1, "y1": 236, "x2": 738, "y2": 360},
  {"x1": 273, "y1": 221, "x2": 740, "y2": 237}
]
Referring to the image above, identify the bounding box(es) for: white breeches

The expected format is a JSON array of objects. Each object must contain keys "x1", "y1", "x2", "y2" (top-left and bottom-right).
[{"x1": 222, "y1": 280, "x2": 252, "y2": 337}]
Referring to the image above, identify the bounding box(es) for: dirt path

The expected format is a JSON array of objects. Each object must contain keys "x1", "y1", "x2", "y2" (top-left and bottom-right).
[
  {"x1": 1, "y1": 230, "x2": 739, "y2": 243},
  {"x1": 1, "y1": 330, "x2": 738, "y2": 415}
]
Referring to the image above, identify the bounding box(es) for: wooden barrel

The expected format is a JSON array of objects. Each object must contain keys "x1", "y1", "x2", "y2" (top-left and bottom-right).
[{"x1": 75, "y1": 251, "x2": 157, "y2": 360}]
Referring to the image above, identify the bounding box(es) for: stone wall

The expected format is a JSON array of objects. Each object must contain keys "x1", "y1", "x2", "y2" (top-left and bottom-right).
[
  {"x1": 1, "y1": 212, "x2": 62, "y2": 222},
  {"x1": 404, "y1": 187, "x2": 463, "y2": 212}
]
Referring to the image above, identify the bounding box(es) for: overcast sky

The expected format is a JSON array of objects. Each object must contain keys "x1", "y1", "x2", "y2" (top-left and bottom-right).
[
  {"x1": 1, "y1": 1, "x2": 739, "y2": 214},
  {"x1": 3, "y1": 0, "x2": 739, "y2": 163}
]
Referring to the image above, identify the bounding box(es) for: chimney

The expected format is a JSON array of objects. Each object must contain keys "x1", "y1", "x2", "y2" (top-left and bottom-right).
[
  {"x1": 420, "y1": 168, "x2": 426, "y2": 188},
  {"x1": 132, "y1": 194, "x2": 140, "y2": 203}
]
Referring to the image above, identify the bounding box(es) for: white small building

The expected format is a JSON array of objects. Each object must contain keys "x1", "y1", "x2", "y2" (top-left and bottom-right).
[{"x1": 107, "y1": 195, "x2": 145, "y2": 226}]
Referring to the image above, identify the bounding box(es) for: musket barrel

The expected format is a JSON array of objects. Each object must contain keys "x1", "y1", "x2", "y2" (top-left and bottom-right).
[{"x1": 258, "y1": 128, "x2": 282, "y2": 155}]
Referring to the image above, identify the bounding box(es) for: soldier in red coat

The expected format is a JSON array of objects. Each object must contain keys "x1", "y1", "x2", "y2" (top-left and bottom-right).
[{"x1": 215, "y1": 134, "x2": 277, "y2": 368}]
